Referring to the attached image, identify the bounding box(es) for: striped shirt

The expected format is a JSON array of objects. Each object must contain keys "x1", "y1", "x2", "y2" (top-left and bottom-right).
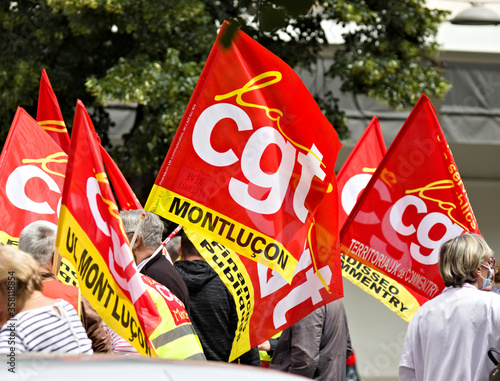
[
  {"x1": 103, "y1": 324, "x2": 139, "y2": 356},
  {"x1": 0, "y1": 300, "x2": 93, "y2": 355}
]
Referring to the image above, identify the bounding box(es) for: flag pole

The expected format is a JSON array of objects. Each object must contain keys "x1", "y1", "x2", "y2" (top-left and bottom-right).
[
  {"x1": 130, "y1": 211, "x2": 146, "y2": 248},
  {"x1": 52, "y1": 247, "x2": 61, "y2": 276},
  {"x1": 151, "y1": 225, "x2": 183, "y2": 259}
]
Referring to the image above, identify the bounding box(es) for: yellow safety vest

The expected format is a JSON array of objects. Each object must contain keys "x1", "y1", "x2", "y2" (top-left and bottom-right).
[{"x1": 144, "y1": 277, "x2": 205, "y2": 360}]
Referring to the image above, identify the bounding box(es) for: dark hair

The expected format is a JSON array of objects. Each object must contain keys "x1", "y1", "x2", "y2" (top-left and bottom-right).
[{"x1": 180, "y1": 231, "x2": 202, "y2": 259}]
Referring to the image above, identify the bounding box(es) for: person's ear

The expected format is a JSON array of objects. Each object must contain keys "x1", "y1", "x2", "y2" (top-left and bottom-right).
[
  {"x1": 133, "y1": 235, "x2": 142, "y2": 250},
  {"x1": 475, "y1": 267, "x2": 482, "y2": 277}
]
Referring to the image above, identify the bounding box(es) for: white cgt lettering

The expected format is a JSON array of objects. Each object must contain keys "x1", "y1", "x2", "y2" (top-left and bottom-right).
[
  {"x1": 192, "y1": 103, "x2": 325, "y2": 221},
  {"x1": 5, "y1": 165, "x2": 61, "y2": 215},
  {"x1": 86, "y1": 177, "x2": 145, "y2": 303},
  {"x1": 389, "y1": 195, "x2": 464, "y2": 265}
]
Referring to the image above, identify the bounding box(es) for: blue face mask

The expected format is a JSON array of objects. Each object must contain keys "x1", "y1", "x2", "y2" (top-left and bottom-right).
[{"x1": 481, "y1": 266, "x2": 493, "y2": 290}]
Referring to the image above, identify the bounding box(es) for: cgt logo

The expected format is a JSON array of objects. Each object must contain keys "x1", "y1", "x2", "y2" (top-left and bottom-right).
[
  {"x1": 5, "y1": 153, "x2": 67, "y2": 215},
  {"x1": 192, "y1": 101, "x2": 326, "y2": 223},
  {"x1": 389, "y1": 194, "x2": 464, "y2": 265}
]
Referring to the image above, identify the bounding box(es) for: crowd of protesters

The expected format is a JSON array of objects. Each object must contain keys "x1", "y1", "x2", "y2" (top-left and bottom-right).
[{"x1": 0, "y1": 210, "x2": 498, "y2": 381}]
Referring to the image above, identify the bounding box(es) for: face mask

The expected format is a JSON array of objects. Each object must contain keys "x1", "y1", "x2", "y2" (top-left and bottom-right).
[{"x1": 481, "y1": 266, "x2": 493, "y2": 290}]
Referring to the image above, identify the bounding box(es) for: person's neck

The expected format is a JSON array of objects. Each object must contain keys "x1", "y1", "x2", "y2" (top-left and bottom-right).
[{"x1": 135, "y1": 247, "x2": 155, "y2": 265}]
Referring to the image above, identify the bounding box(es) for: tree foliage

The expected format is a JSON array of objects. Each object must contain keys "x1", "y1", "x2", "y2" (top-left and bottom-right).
[{"x1": 0, "y1": 0, "x2": 450, "y2": 202}]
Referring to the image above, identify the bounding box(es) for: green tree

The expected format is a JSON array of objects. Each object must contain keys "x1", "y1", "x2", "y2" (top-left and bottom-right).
[{"x1": 0, "y1": 0, "x2": 450, "y2": 202}]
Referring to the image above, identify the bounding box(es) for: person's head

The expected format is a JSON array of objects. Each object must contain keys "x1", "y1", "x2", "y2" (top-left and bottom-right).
[
  {"x1": 18, "y1": 220, "x2": 58, "y2": 269},
  {"x1": 439, "y1": 233, "x2": 495, "y2": 288},
  {"x1": 0, "y1": 245, "x2": 43, "y2": 323},
  {"x1": 120, "y1": 210, "x2": 164, "y2": 251},
  {"x1": 179, "y1": 231, "x2": 203, "y2": 260},
  {"x1": 166, "y1": 236, "x2": 181, "y2": 262}
]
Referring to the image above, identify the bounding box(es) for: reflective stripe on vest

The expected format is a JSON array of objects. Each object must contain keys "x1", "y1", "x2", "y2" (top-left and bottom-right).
[{"x1": 146, "y1": 281, "x2": 205, "y2": 360}]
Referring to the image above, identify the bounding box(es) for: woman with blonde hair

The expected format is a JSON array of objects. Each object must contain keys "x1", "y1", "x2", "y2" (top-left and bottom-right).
[
  {"x1": 399, "y1": 233, "x2": 500, "y2": 381},
  {"x1": 0, "y1": 245, "x2": 92, "y2": 354}
]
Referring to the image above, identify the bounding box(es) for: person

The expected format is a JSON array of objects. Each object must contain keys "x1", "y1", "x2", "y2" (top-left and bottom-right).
[
  {"x1": 103, "y1": 274, "x2": 206, "y2": 360},
  {"x1": 492, "y1": 264, "x2": 500, "y2": 294},
  {"x1": 166, "y1": 235, "x2": 181, "y2": 263},
  {"x1": 18, "y1": 220, "x2": 111, "y2": 354},
  {"x1": 174, "y1": 231, "x2": 260, "y2": 365},
  {"x1": 120, "y1": 210, "x2": 190, "y2": 312},
  {"x1": 0, "y1": 245, "x2": 92, "y2": 354},
  {"x1": 399, "y1": 233, "x2": 500, "y2": 381},
  {"x1": 269, "y1": 299, "x2": 352, "y2": 381}
]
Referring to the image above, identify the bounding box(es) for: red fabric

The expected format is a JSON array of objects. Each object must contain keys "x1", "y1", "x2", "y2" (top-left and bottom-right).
[
  {"x1": 57, "y1": 100, "x2": 161, "y2": 354},
  {"x1": 0, "y1": 107, "x2": 67, "y2": 244},
  {"x1": 337, "y1": 117, "x2": 386, "y2": 229},
  {"x1": 36, "y1": 69, "x2": 71, "y2": 154},
  {"x1": 340, "y1": 94, "x2": 480, "y2": 304},
  {"x1": 147, "y1": 20, "x2": 342, "y2": 285},
  {"x1": 146, "y1": 21, "x2": 344, "y2": 358},
  {"x1": 42, "y1": 279, "x2": 80, "y2": 314},
  {"x1": 346, "y1": 351, "x2": 356, "y2": 367},
  {"x1": 99, "y1": 145, "x2": 142, "y2": 211}
]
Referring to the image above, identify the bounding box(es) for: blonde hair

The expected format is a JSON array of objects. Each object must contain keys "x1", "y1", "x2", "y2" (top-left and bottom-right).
[
  {"x1": 0, "y1": 245, "x2": 43, "y2": 304},
  {"x1": 439, "y1": 233, "x2": 494, "y2": 287}
]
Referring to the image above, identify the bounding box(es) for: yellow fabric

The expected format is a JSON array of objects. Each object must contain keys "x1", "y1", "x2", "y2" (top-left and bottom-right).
[{"x1": 146, "y1": 283, "x2": 205, "y2": 360}]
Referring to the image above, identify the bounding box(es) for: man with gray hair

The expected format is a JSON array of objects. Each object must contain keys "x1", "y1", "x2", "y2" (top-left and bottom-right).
[
  {"x1": 18, "y1": 220, "x2": 111, "y2": 353},
  {"x1": 120, "y1": 210, "x2": 190, "y2": 312}
]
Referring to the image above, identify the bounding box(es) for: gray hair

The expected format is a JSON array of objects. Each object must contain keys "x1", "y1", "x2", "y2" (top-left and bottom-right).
[
  {"x1": 439, "y1": 233, "x2": 495, "y2": 287},
  {"x1": 120, "y1": 210, "x2": 163, "y2": 249},
  {"x1": 18, "y1": 220, "x2": 58, "y2": 266}
]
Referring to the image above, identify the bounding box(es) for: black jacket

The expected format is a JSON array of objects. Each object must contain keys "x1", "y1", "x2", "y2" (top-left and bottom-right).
[
  {"x1": 140, "y1": 253, "x2": 190, "y2": 313},
  {"x1": 174, "y1": 259, "x2": 260, "y2": 365}
]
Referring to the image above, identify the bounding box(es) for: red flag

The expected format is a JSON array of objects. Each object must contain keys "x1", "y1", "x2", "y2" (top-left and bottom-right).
[
  {"x1": 36, "y1": 69, "x2": 72, "y2": 154},
  {"x1": 55, "y1": 100, "x2": 161, "y2": 355},
  {"x1": 340, "y1": 94, "x2": 480, "y2": 321},
  {"x1": 337, "y1": 117, "x2": 386, "y2": 228},
  {"x1": 100, "y1": 145, "x2": 142, "y2": 211},
  {"x1": 0, "y1": 107, "x2": 67, "y2": 246},
  {"x1": 146, "y1": 21, "x2": 343, "y2": 360},
  {"x1": 146, "y1": 21, "x2": 342, "y2": 284}
]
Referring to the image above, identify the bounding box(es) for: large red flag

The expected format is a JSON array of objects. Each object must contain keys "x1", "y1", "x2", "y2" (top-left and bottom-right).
[
  {"x1": 145, "y1": 21, "x2": 343, "y2": 360},
  {"x1": 56, "y1": 100, "x2": 161, "y2": 355},
  {"x1": 340, "y1": 94, "x2": 480, "y2": 321},
  {"x1": 146, "y1": 21, "x2": 342, "y2": 284},
  {"x1": 337, "y1": 117, "x2": 386, "y2": 228},
  {"x1": 36, "y1": 68, "x2": 72, "y2": 154},
  {"x1": 0, "y1": 107, "x2": 67, "y2": 246}
]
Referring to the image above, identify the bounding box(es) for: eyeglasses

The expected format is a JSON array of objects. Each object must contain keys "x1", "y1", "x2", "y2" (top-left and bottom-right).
[{"x1": 481, "y1": 260, "x2": 498, "y2": 273}]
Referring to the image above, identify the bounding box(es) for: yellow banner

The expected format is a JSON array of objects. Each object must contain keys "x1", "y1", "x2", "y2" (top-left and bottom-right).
[
  {"x1": 57, "y1": 205, "x2": 155, "y2": 355},
  {"x1": 185, "y1": 229, "x2": 254, "y2": 362},
  {"x1": 57, "y1": 257, "x2": 79, "y2": 287},
  {"x1": 0, "y1": 231, "x2": 19, "y2": 247},
  {"x1": 146, "y1": 185, "x2": 298, "y2": 284},
  {"x1": 340, "y1": 247, "x2": 420, "y2": 322}
]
